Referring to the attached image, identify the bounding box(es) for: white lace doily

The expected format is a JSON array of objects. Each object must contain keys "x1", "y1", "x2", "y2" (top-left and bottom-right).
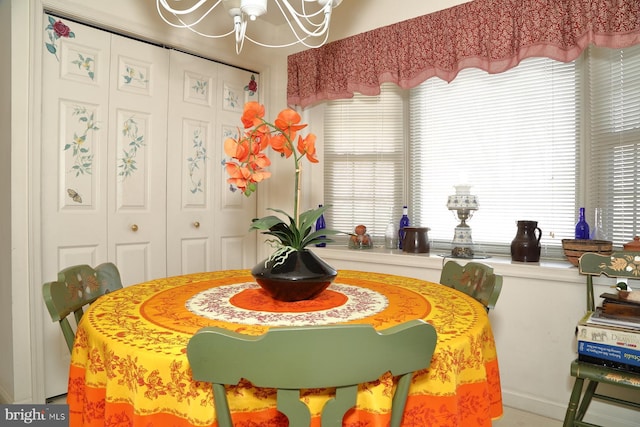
[{"x1": 185, "y1": 282, "x2": 388, "y2": 326}]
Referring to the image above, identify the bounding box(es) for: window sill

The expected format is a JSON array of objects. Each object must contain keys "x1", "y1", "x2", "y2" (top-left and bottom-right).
[{"x1": 311, "y1": 245, "x2": 583, "y2": 284}]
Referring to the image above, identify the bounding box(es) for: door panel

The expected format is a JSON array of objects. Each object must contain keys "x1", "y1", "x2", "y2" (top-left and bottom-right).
[
  {"x1": 41, "y1": 17, "x2": 112, "y2": 398},
  {"x1": 166, "y1": 51, "x2": 259, "y2": 275},
  {"x1": 214, "y1": 65, "x2": 260, "y2": 270},
  {"x1": 107, "y1": 35, "x2": 169, "y2": 284},
  {"x1": 166, "y1": 50, "x2": 217, "y2": 275}
]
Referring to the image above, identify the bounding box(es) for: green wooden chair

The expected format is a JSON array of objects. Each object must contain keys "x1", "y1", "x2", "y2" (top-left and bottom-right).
[
  {"x1": 562, "y1": 251, "x2": 640, "y2": 427},
  {"x1": 42, "y1": 262, "x2": 123, "y2": 352},
  {"x1": 439, "y1": 260, "x2": 503, "y2": 311},
  {"x1": 187, "y1": 319, "x2": 437, "y2": 427}
]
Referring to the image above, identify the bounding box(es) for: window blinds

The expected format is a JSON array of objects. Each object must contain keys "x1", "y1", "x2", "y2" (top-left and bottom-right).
[
  {"x1": 323, "y1": 85, "x2": 406, "y2": 239},
  {"x1": 588, "y1": 44, "x2": 640, "y2": 245},
  {"x1": 408, "y1": 57, "x2": 579, "y2": 255}
]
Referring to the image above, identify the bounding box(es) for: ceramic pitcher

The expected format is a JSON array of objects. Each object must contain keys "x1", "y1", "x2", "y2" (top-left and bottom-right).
[
  {"x1": 402, "y1": 227, "x2": 431, "y2": 253},
  {"x1": 510, "y1": 220, "x2": 542, "y2": 262}
]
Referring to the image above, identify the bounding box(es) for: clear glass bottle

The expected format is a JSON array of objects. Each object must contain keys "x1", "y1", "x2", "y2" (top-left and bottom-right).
[
  {"x1": 575, "y1": 207, "x2": 590, "y2": 239},
  {"x1": 398, "y1": 206, "x2": 410, "y2": 249},
  {"x1": 590, "y1": 207, "x2": 605, "y2": 240},
  {"x1": 385, "y1": 221, "x2": 398, "y2": 249},
  {"x1": 315, "y1": 204, "x2": 326, "y2": 247}
]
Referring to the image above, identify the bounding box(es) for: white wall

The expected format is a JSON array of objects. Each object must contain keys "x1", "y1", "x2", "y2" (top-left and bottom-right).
[{"x1": 0, "y1": 0, "x2": 15, "y2": 403}]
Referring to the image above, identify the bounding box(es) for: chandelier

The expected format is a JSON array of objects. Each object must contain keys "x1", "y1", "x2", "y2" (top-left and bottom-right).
[{"x1": 156, "y1": 0, "x2": 343, "y2": 54}]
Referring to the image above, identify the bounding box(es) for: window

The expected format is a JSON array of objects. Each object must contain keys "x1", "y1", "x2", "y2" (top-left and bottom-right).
[{"x1": 323, "y1": 44, "x2": 640, "y2": 257}]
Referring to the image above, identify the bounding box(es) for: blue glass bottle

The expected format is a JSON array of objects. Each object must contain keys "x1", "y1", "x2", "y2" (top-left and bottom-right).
[
  {"x1": 575, "y1": 207, "x2": 590, "y2": 239},
  {"x1": 315, "y1": 204, "x2": 326, "y2": 247},
  {"x1": 398, "y1": 206, "x2": 410, "y2": 249}
]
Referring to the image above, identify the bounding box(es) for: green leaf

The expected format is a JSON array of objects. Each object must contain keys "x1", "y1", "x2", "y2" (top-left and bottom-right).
[
  {"x1": 301, "y1": 228, "x2": 341, "y2": 247},
  {"x1": 249, "y1": 215, "x2": 286, "y2": 231}
]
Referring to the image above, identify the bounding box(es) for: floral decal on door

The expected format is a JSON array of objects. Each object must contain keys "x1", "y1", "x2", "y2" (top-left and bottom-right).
[
  {"x1": 223, "y1": 84, "x2": 240, "y2": 110},
  {"x1": 244, "y1": 74, "x2": 258, "y2": 96},
  {"x1": 187, "y1": 128, "x2": 208, "y2": 194},
  {"x1": 45, "y1": 16, "x2": 96, "y2": 81},
  {"x1": 71, "y1": 54, "x2": 95, "y2": 80},
  {"x1": 191, "y1": 79, "x2": 208, "y2": 96},
  {"x1": 123, "y1": 66, "x2": 149, "y2": 87},
  {"x1": 45, "y1": 16, "x2": 75, "y2": 61},
  {"x1": 64, "y1": 106, "x2": 99, "y2": 177},
  {"x1": 118, "y1": 117, "x2": 145, "y2": 179}
]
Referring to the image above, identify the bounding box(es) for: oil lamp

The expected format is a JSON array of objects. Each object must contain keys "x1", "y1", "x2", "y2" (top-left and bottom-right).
[{"x1": 446, "y1": 184, "x2": 479, "y2": 258}]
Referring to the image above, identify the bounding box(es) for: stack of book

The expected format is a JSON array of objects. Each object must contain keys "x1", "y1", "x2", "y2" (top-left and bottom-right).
[{"x1": 577, "y1": 292, "x2": 640, "y2": 373}]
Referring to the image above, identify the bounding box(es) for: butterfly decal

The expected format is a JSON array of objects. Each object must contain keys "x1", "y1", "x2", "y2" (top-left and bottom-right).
[{"x1": 67, "y1": 188, "x2": 82, "y2": 203}]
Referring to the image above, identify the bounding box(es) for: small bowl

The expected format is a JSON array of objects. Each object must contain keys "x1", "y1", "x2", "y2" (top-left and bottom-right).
[
  {"x1": 562, "y1": 239, "x2": 613, "y2": 266},
  {"x1": 623, "y1": 236, "x2": 640, "y2": 251}
]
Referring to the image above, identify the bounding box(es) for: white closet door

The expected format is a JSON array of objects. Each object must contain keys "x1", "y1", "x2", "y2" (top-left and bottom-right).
[
  {"x1": 40, "y1": 15, "x2": 258, "y2": 398},
  {"x1": 40, "y1": 16, "x2": 111, "y2": 398},
  {"x1": 106, "y1": 35, "x2": 169, "y2": 285},
  {"x1": 166, "y1": 51, "x2": 258, "y2": 275},
  {"x1": 166, "y1": 50, "x2": 217, "y2": 275}
]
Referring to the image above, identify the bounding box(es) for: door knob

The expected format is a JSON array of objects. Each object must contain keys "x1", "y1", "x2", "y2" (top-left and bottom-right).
[
  {"x1": 194, "y1": 221, "x2": 200, "y2": 228},
  {"x1": 131, "y1": 224, "x2": 139, "y2": 232}
]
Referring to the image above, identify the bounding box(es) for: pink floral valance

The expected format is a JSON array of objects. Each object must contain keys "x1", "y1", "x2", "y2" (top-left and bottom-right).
[{"x1": 287, "y1": 0, "x2": 640, "y2": 108}]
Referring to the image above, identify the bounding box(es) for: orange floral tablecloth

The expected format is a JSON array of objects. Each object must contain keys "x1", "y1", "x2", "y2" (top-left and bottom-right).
[{"x1": 67, "y1": 269, "x2": 502, "y2": 427}]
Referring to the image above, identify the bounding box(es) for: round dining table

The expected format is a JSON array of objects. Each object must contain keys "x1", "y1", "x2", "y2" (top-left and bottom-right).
[{"x1": 67, "y1": 269, "x2": 502, "y2": 427}]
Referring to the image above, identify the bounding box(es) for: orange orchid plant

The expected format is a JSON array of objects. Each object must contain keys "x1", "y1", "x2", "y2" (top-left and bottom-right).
[{"x1": 224, "y1": 102, "x2": 338, "y2": 263}]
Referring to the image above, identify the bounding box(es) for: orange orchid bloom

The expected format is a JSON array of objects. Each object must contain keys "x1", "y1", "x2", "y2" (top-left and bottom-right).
[
  {"x1": 225, "y1": 137, "x2": 254, "y2": 163},
  {"x1": 248, "y1": 152, "x2": 271, "y2": 171},
  {"x1": 225, "y1": 102, "x2": 323, "y2": 209},
  {"x1": 247, "y1": 126, "x2": 271, "y2": 151},
  {"x1": 225, "y1": 162, "x2": 251, "y2": 192},
  {"x1": 249, "y1": 169, "x2": 271, "y2": 183},
  {"x1": 270, "y1": 134, "x2": 294, "y2": 158},
  {"x1": 274, "y1": 108, "x2": 307, "y2": 140},
  {"x1": 297, "y1": 134, "x2": 319, "y2": 163},
  {"x1": 241, "y1": 101, "x2": 265, "y2": 129}
]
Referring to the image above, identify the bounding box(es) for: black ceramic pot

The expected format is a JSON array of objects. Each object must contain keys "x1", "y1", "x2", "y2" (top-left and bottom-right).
[{"x1": 251, "y1": 250, "x2": 337, "y2": 302}]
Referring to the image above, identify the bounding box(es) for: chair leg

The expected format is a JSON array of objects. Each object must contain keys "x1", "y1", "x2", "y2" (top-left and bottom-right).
[
  {"x1": 575, "y1": 380, "x2": 597, "y2": 422},
  {"x1": 563, "y1": 377, "x2": 584, "y2": 427}
]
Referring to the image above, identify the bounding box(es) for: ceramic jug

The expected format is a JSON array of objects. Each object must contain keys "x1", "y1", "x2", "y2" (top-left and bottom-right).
[
  {"x1": 402, "y1": 227, "x2": 430, "y2": 253},
  {"x1": 510, "y1": 220, "x2": 542, "y2": 262}
]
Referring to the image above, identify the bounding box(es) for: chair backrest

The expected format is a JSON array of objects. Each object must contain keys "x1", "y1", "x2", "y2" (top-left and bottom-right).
[
  {"x1": 42, "y1": 262, "x2": 123, "y2": 352},
  {"x1": 578, "y1": 251, "x2": 640, "y2": 312},
  {"x1": 187, "y1": 319, "x2": 437, "y2": 427},
  {"x1": 439, "y1": 260, "x2": 503, "y2": 311}
]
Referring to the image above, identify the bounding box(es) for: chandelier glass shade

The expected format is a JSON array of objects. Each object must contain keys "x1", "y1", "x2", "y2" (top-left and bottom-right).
[{"x1": 156, "y1": 0, "x2": 342, "y2": 54}]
